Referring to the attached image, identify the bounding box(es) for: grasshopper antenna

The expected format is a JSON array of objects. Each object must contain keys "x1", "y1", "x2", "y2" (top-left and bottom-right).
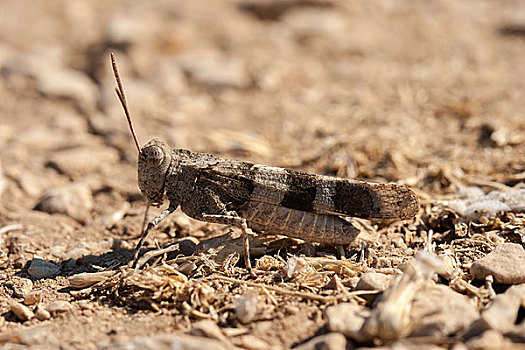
[
  {"x1": 111, "y1": 53, "x2": 150, "y2": 268},
  {"x1": 111, "y1": 52, "x2": 141, "y2": 153}
]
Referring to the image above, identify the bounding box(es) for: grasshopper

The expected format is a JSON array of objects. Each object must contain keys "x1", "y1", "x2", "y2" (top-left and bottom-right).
[{"x1": 110, "y1": 54, "x2": 419, "y2": 272}]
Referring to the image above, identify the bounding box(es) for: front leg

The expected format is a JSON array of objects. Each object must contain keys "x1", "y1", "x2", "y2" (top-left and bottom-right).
[{"x1": 131, "y1": 205, "x2": 176, "y2": 268}]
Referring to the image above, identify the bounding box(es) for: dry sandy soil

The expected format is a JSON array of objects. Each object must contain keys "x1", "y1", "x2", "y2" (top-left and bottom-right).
[{"x1": 0, "y1": 1, "x2": 524, "y2": 349}]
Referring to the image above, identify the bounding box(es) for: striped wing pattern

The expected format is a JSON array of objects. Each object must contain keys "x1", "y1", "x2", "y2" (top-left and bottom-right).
[{"x1": 200, "y1": 159, "x2": 418, "y2": 220}]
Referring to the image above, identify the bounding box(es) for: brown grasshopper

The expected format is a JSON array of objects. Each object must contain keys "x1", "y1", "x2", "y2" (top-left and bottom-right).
[{"x1": 110, "y1": 53, "x2": 419, "y2": 272}]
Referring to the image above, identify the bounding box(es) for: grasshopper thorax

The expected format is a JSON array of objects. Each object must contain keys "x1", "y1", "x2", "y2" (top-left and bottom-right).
[{"x1": 138, "y1": 138, "x2": 172, "y2": 206}]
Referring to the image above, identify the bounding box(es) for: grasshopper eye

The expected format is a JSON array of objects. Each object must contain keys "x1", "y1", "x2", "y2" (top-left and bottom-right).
[{"x1": 143, "y1": 145, "x2": 164, "y2": 164}]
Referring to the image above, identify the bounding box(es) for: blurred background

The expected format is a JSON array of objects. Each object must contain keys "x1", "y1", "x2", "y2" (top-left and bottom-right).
[
  {"x1": 1, "y1": 1, "x2": 524, "y2": 200},
  {"x1": 0, "y1": 0, "x2": 524, "y2": 347}
]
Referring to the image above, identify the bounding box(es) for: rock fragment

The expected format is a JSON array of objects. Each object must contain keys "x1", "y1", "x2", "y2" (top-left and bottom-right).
[
  {"x1": 106, "y1": 14, "x2": 152, "y2": 48},
  {"x1": 232, "y1": 334, "x2": 274, "y2": 350},
  {"x1": 282, "y1": 8, "x2": 346, "y2": 37},
  {"x1": 34, "y1": 306, "x2": 51, "y2": 321},
  {"x1": 176, "y1": 50, "x2": 251, "y2": 89},
  {"x1": 47, "y1": 146, "x2": 120, "y2": 177},
  {"x1": 471, "y1": 243, "x2": 525, "y2": 284},
  {"x1": 24, "y1": 291, "x2": 42, "y2": 305},
  {"x1": 46, "y1": 301, "x2": 72, "y2": 315},
  {"x1": 292, "y1": 333, "x2": 346, "y2": 350},
  {"x1": 479, "y1": 284, "x2": 525, "y2": 332},
  {"x1": 28, "y1": 258, "x2": 61, "y2": 279},
  {"x1": 18, "y1": 172, "x2": 52, "y2": 197},
  {"x1": 9, "y1": 301, "x2": 34, "y2": 321},
  {"x1": 325, "y1": 302, "x2": 370, "y2": 342},
  {"x1": 165, "y1": 237, "x2": 199, "y2": 261},
  {"x1": 410, "y1": 284, "x2": 479, "y2": 337},
  {"x1": 363, "y1": 252, "x2": 456, "y2": 342},
  {"x1": 35, "y1": 182, "x2": 93, "y2": 222},
  {"x1": 357, "y1": 272, "x2": 393, "y2": 292},
  {"x1": 8, "y1": 277, "x2": 33, "y2": 298},
  {"x1": 37, "y1": 69, "x2": 98, "y2": 112}
]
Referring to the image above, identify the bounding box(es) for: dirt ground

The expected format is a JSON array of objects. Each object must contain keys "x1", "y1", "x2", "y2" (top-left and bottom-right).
[{"x1": 1, "y1": 1, "x2": 524, "y2": 349}]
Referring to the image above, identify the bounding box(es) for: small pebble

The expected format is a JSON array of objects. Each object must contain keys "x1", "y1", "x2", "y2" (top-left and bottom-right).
[
  {"x1": 175, "y1": 50, "x2": 251, "y2": 89},
  {"x1": 235, "y1": 289, "x2": 259, "y2": 324},
  {"x1": 82, "y1": 309, "x2": 93, "y2": 317},
  {"x1": 106, "y1": 14, "x2": 152, "y2": 48},
  {"x1": 325, "y1": 302, "x2": 370, "y2": 343},
  {"x1": 46, "y1": 300, "x2": 71, "y2": 315},
  {"x1": 356, "y1": 272, "x2": 393, "y2": 303},
  {"x1": 47, "y1": 146, "x2": 119, "y2": 177},
  {"x1": 24, "y1": 291, "x2": 42, "y2": 305},
  {"x1": 35, "y1": 182, "x2": 93, "y2": 223},
  {"x1": 34, "y1": 306, "x2": 51, "y2": 321},
  {"x1": 37, "y1": 69, "x2": 98, "y2": 112},
  {"x1": 10, "y1": 278, "x2": 33, "y2": 298},
  {"x1": 480, "y1": 284, "x2": 525, "y2": 332},
  {"x1": 77, "y1": 300, "x2": 93, "y2": 310},
  {"x1": 357, "y1": 272, "x2": 393, "y2": 291},
  {"x1": 62, "y1": 258, "x2": 76, "y2": 272},
  {"x1": 176, "y1": 237, "x2": 199, "y2": 256},
  {"x1": 28, "y1": 258, "x2": 61, "y2": 279},
  {"x1": 471, "y1": 243, "x2": 525, "y2": 284},
  {"x1": 13, "y1": 257, "x2": 27, "y2": 269},
  {"x1": 10, "y1": 301, "x2": 34, "y2": 321},
  {"x1": 282, "y1": 8, "x2": 346, "y2": 37},
  {"x1": 410, "y1": 284, "x2": 479, "y2": 337},
  {"x1": 233, "y1": 334, "x2": 272, "y2": 350}
]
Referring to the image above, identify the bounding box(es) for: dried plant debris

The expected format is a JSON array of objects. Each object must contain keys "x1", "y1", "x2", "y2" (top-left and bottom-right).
[{"x1": 1, "y1": 1, "x2": 525, "y2": 349}]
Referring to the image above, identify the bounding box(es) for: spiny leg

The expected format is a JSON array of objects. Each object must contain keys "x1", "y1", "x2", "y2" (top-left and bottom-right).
[
  {"x1": 200, "y1": 213, "x2": 254, "y2": 274},
  {"x1": 131, "y1": 205, "x2": 176, "y2": 268}
]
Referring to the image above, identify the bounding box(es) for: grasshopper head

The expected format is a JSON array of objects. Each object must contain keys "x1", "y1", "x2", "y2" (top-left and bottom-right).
[{"x1": 137, "y1": 138, "x2": 172, "y2": 206}]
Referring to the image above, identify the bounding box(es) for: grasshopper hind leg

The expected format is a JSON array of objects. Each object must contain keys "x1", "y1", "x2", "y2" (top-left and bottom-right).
[
  {"x1": 337, "y1": 245, "x2": 346, "y2": 259},
  {"x1": 199, "y1": 213, "x2": 254, "y2": 275},
  {"x1": 180, "y1": 184, "x2": 256, "y2": 275}
]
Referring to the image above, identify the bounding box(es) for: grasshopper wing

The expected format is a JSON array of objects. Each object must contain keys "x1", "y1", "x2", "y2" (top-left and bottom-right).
[{"x1": 201, "y1": 160, "x2": 418, "y2": 220}]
